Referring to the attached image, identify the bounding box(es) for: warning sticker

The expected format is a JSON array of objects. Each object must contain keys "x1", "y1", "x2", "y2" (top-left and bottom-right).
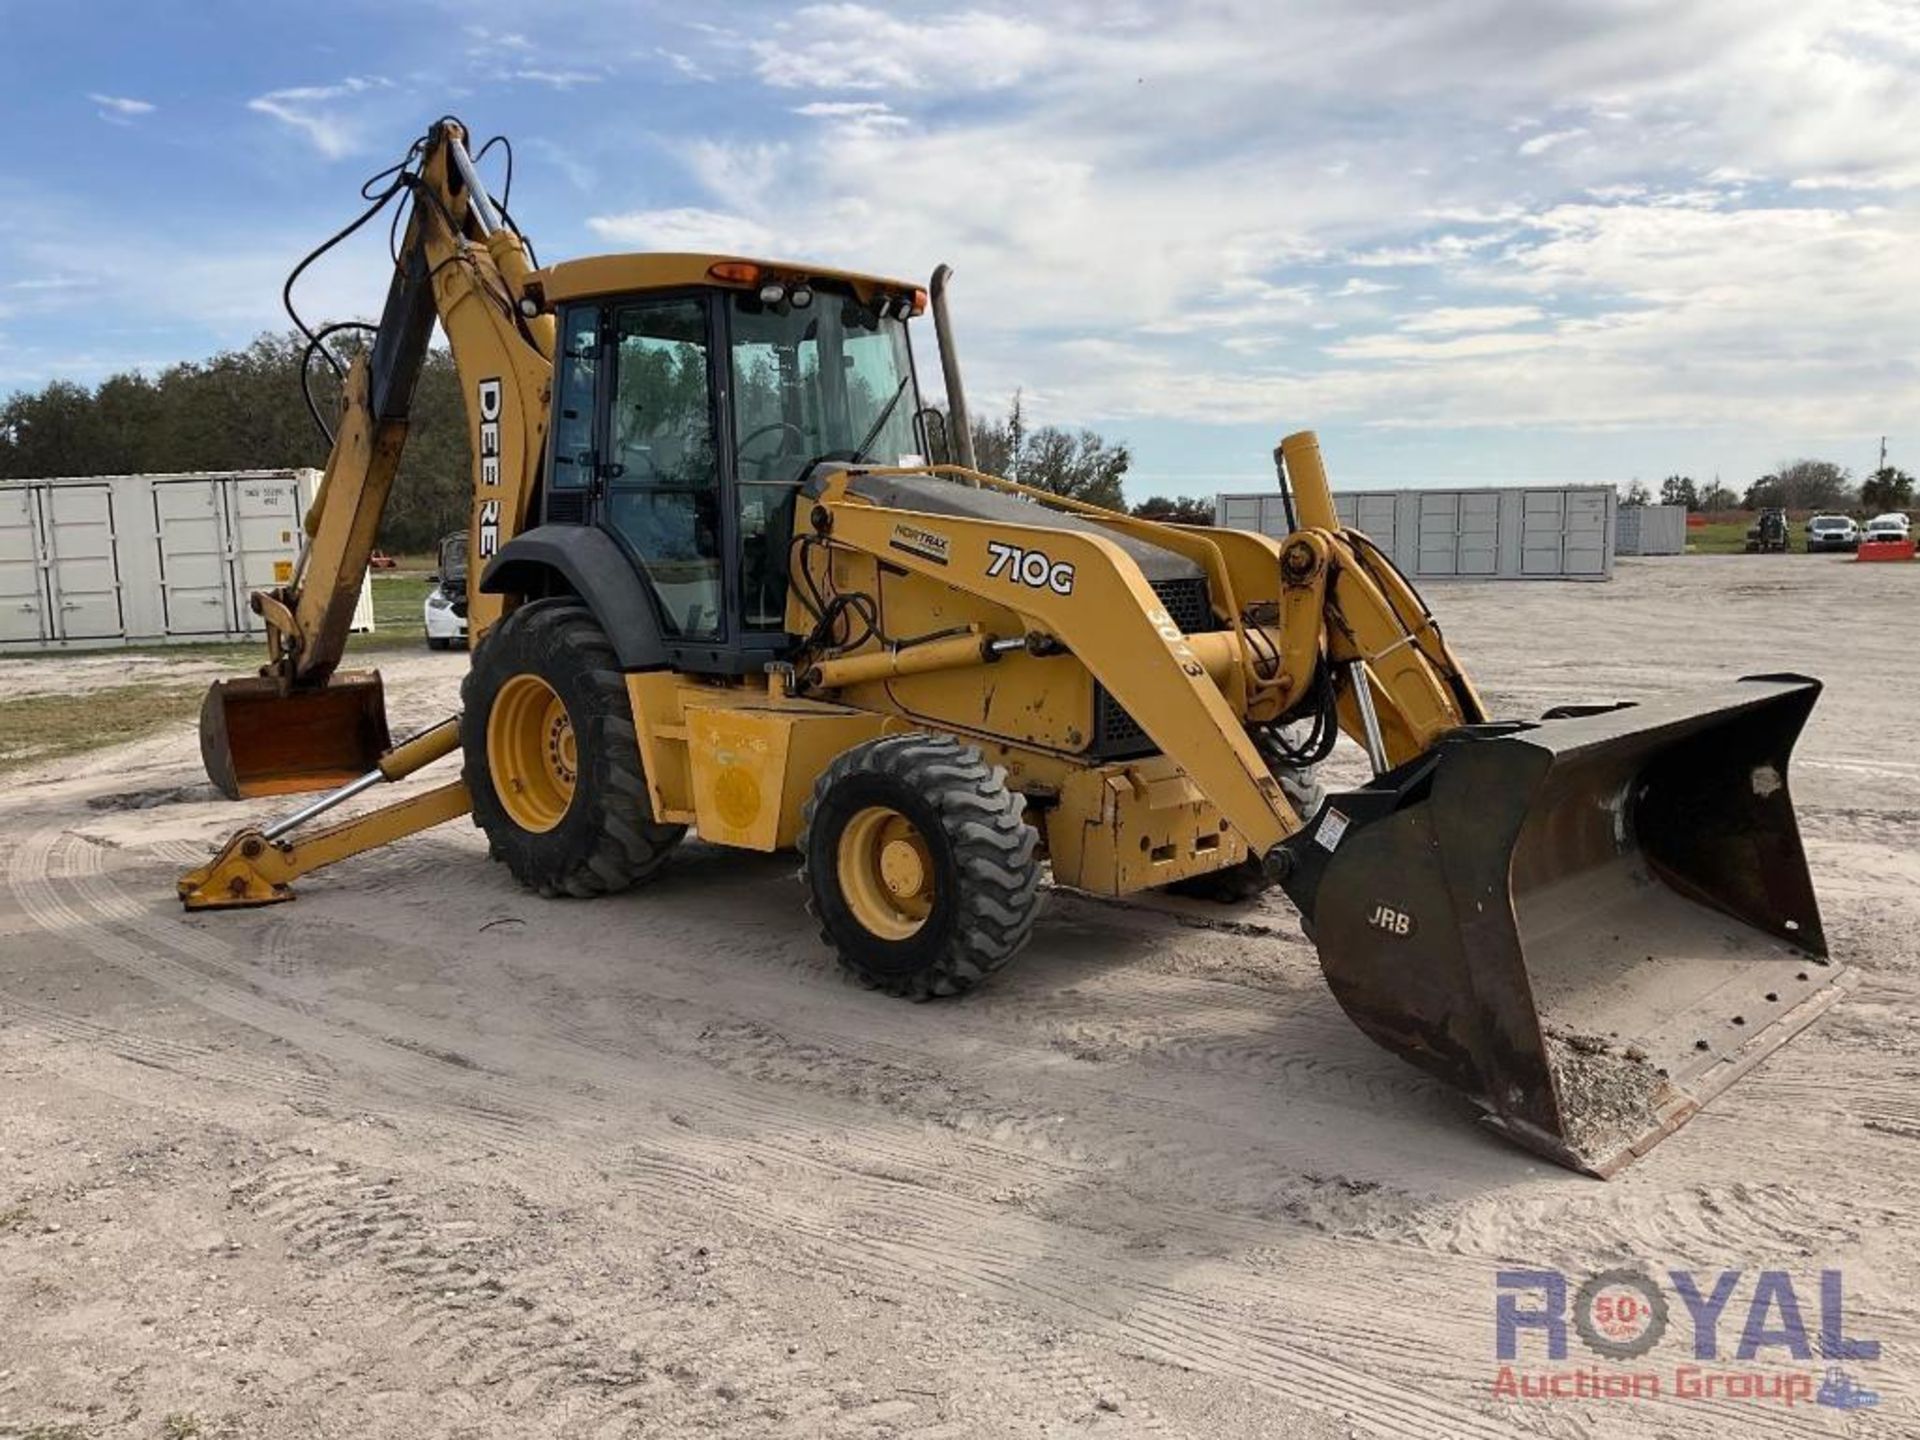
[{"x1": 1315, "y1": 808, "x2": 1350, "y2": 852}]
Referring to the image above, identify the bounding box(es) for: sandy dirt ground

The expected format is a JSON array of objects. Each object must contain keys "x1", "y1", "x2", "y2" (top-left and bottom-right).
[{"x1": 1, "y1": 554, "x2": 1915, "y2": 1438}]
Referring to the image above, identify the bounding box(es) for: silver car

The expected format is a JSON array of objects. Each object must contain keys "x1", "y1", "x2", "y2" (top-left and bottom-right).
[{"x1": 1805, "y1": 514, "x2": 1860, "y2": 552}]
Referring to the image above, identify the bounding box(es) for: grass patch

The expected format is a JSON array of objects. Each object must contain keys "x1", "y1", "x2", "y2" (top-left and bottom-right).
[
  {"x1": 0, "y1": 1201, "x2": 35, "y2": 1231},
  {"x1": 0, "y1": 684, "x2": 205, "y2": 774},
  {"x1": 161, "y1": 1415, "x2": 203, "y2": 1440},
  {"x1": 369, "y1": 573, "x2": 431, "y2": 634}
]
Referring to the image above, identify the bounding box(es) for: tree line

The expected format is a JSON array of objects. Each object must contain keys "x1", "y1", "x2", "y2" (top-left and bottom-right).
[
  {"x1": 0, "y1": 335, "x2": 1209, "y2": 548},
  {"x1": 0, "y1": 332, "x2": 474, "y2": 552},
  {"x1": 1624, "y1": 460, "x2": 1914, "y2": 515}
]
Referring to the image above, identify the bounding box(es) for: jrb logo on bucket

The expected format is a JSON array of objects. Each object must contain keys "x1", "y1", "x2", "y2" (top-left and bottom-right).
[{"x1": 1493, "y1": 1268, "x2": 1880, "y2": 1409}]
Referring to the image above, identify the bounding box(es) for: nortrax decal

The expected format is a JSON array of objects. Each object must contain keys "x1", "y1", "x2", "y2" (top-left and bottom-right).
[
  {"x1": 890, "y1": 522, "x2": 950, "y2": 566},
  {"x1": 986, "y1": 540, "x2": 1075, "y2": 595}
]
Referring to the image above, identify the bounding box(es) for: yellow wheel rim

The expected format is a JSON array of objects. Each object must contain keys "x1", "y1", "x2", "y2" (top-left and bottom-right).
[
  {"x1": 486, "y1": 673, "x2": 577, "y2": 833},
  {"x1": 838, "y1": 805, "x2": 935, "y2": 940}
]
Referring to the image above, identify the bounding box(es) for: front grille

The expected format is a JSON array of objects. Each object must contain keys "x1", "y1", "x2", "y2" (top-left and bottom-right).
[
  {"x1": 1090, "y1": 575, "x2": 1217, "y2": 759},
  {"x1": 1149, "y1": 575, "x2": 1216, "y2": 635}
]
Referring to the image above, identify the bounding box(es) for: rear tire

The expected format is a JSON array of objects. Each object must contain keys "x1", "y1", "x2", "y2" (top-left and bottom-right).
[
  {"x1": 462, "y1": 600, "x2": 684, "y2": 899},
  {"x1": 800, "y1": 734, "x2": 1043, "y2": 999}
]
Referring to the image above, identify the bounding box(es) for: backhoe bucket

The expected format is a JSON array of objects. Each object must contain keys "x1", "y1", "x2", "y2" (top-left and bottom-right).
[
  {"x1": 199, "y1": 672, "x2": 392, "y2": 801},
  {"x1": 1282, "y1": 675, "x2": 1840, "y2": 1176}
]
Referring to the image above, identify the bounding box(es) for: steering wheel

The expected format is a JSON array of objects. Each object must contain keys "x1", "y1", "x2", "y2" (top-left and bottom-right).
[{"x1": 736, "y1": 421, "x2": 806, "y2": 480}]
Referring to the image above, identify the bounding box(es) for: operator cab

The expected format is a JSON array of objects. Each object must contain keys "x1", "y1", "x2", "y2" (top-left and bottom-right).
[{"x1": 535, "y1": 254, "x2": 928, "y2": 676}]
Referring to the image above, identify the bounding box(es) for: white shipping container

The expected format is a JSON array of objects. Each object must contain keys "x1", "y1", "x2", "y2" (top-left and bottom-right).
[
  {"x1": 1616, "y1": 503, "x2": 1688, "y2": 556},
  {"x1": 0, "y1": 469, "x2": 375, "y2": 651},
  {"x1": 1214, "y1": 485, "x2": 1617, "y2": 581}
]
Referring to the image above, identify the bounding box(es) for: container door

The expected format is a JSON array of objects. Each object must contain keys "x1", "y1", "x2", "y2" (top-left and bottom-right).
[
  {"x1": 1416, "y1": 492, "x2": 1458, "y2": 576},
  {"x1": 1563, "y1": 491, "x2": 1611, "y2": 575},
  {"x1": 1457, "y1": 492, "x2": 1499, "y2": 575},
  {"x1": 43, "y1": 484, "x2": 124, "y2": 639},
  {"x1": 0, "y1": 487, "x2": 48, "y2": 644},
  {"x1": 1354, "y1": 495, "x2": 1397, "y2": 550},
  {"x1": 154, "y1": 478, "x2": 236, "y2": 634},
  {"x1": 1521, "y1": 491, "x2": 1567, "y2": 575},
  {"x1": 224, "y1": 475, "x2": 303, "y2": 635},
  {"x1": 1219, "y1": 495, "x2": 1263, "y2": 531}
]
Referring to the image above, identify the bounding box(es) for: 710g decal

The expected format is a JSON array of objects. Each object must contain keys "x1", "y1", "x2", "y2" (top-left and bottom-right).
[{"x1": 986, "y1": 540, "x2": 1076, "y2": 595}]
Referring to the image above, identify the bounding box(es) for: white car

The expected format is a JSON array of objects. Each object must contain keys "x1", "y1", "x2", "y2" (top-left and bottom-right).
[
  {"x1": 1863, "y1": 513, "x2": 1912, "y2": 544},
  {"x1": 424, "y1": 531, "x2": 469, "y2": 650},
  {"x1": 1804, "y1": 514, "x2": 1860, "y2": 552}
]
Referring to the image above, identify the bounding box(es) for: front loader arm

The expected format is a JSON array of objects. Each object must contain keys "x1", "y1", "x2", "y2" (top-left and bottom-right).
[{"x1": 811, "y1": 490, "x2": 1301, "y2": 855}]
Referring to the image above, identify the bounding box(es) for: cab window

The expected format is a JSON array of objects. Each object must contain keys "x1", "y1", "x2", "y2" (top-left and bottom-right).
[{"x1": 604, "y1": 296, "x2": 723, "y2": 638}]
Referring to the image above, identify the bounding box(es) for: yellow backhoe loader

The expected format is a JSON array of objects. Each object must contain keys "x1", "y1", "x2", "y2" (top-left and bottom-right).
[{"x1": 181, "y1": 119, "x2": 1843, "y2": 1176}]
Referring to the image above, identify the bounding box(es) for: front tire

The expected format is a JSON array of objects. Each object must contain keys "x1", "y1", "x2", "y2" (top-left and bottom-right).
[
  {"x1": 800, "y1": 734, "x2": 1043, "y2": 999},
  {"x1": 462, "y1": 600, "x2": 684, "y2": 898}
]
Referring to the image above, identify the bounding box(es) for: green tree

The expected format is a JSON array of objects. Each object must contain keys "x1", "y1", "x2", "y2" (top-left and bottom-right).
[
  {"x1": 1131, "y1": 495, "x2": 1213, "y2": 524},
  {"x1": 0, "y1": 329, "x2": 471, "y2": 552},
  {"x1": 1750, "y1": 458, "x2": 1853, "y2": 511},
  {"x1": 967, "y1": 391, "x2": 1130, "y2": 509},
  {"x1": 1860, "y1": 466, "x2": 1915, "y2": 512},
  {"x1": 1658, "y1": 474, "x2": 1700, "y2": 510},
  {"x1": 1698, "y1": 480, "x2": 1739, "y2": 511},
  {"x1": 1621, "y1": 479, "x2": 1651, "y2": 507}
]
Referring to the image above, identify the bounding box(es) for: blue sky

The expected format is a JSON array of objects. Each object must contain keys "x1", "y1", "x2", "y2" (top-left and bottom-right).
[{"x1": 1, "y1": 0, "x2": 1916, "y2": 501}]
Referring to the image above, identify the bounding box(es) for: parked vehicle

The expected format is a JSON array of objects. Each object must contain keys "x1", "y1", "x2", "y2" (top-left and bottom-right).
[
  {"x1": 1805, "y1": 515, "x2": 1860, "y2": 552},
  {"x1": 1863, "y1": 513, "x2": 1913, "y2": 544},
  {"x1": 422, "y1": 531, "x2": 468, "y2": 650},
  {"x1": 1745, "y1": 507, "x2": 1790, "y2": 553},
  {"x1": 368, "y1": 549, "x2": 398, "y2": 570}
]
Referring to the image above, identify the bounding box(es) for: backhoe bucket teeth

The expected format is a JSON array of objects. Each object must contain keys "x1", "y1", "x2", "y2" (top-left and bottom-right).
[
  {"x1": 1282, "y1": 675, "x2": 1840, "y2": 1176},
  {"x1": 199, "y1": 673, "x2": 392, "y2": 800}
]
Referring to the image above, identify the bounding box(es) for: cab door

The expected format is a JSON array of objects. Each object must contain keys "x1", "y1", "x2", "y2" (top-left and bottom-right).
[{"x1": 600, "y1": 294, "x2": 726, "y2": 641}]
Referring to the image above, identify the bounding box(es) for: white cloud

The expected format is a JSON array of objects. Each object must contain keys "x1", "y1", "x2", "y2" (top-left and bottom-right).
[
  {"x1": 656, "y1": 48, "x2": 713, "y2": 82},
  {"x1": 792, "y1": 101, "x2": 908, "y2": 134},
  {"x1": 87, "y1": 93, "x2": 155, "y2": 122},
  {"x1": 1517, "y1": 127, "x2": 1587, "y2": 157},
  {"x1": 513, "y1": 68, "x2": 602, "y2": 90},
  {"x1": 752, "y1": 4, "x2": 1049, "y2": 91},
  {"x1": 585, "y1": 207, "x2": 778, "y2": 254},
  {"x1": 636, "y1": 0, "x2": 1919, "y2": 449},
  {"x1": 245, "y1": 77, "x2": 387, "y2": 159},
  {"x1": 1398, "y1": 305, "x2": 1546, "y2": 334}
]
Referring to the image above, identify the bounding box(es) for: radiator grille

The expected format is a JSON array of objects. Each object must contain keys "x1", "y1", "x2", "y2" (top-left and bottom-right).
[
  {"x1": 1090, "y1": 576, "x2": 1218, "y2": 758},
  {"x1": 1149, "y1": 575, "x2": 1214, "y2": 635}
]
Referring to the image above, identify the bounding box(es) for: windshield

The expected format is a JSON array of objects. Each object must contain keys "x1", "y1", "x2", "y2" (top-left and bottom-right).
[
  {"x1": 438, "y1": 532, "x2": 468, "y2": 581},
  {"x1": 729, "y1": 288, "x2": 919, "y2": 482}
]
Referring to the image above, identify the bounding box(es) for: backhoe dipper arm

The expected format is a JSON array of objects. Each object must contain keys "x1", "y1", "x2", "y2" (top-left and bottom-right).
[{"x1": 266, "y1": 120, "x2": 554, "y2": 685}]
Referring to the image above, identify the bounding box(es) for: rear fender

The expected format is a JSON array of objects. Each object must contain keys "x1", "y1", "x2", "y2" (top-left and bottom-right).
[{"x1": 480, "y1": 525, "x2": 668, "y2": 670}]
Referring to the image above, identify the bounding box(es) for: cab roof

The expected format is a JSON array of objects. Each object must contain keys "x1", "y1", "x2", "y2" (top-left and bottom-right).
[{"x1": 532, "y1": 252, "x2": 921, "y2": 306}]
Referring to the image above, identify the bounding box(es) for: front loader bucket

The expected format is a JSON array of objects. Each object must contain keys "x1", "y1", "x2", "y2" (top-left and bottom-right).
[
  {"x1": 1282, "y1": 675, "x2": 1841, "y2": 1176},
  {"x1": 199, "y1": 672, "x2": 391, "y2": 800}
]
